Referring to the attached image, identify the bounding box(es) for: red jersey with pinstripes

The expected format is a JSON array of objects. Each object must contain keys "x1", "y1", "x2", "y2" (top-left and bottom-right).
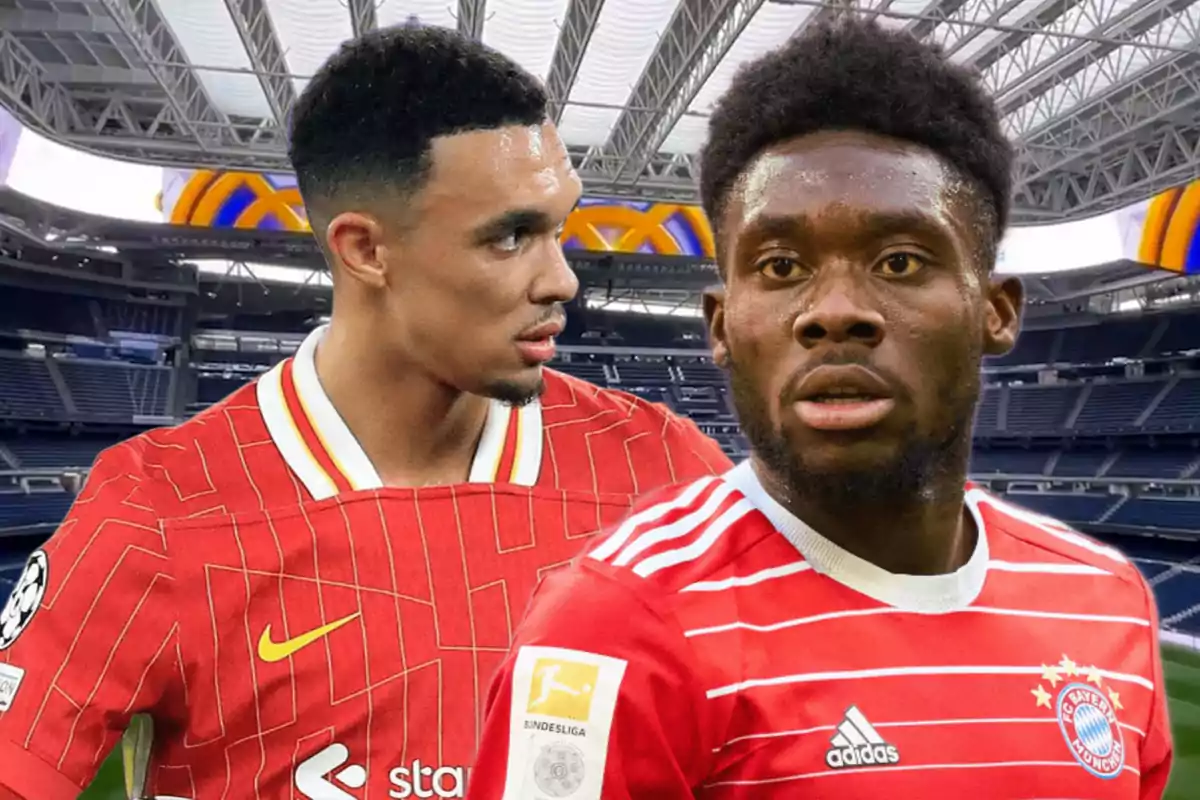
[
  {"x1": 469, "y1": 465, "x2": 1173, "y2": 800},
  {"x1": 0, "y1": 326, "x2": 730, "y2": 800}
]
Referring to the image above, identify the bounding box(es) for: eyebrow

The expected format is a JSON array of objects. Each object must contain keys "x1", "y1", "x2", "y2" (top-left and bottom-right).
[
  {"x1": 742, "y1": 209, "x2": 951, "y2": 245},
  {"x1": 470, "y1": 198, "x2": 581, "y2": 245},
  {"x1": 471, "y1": 209, "x2": 557, "y2": 244}
]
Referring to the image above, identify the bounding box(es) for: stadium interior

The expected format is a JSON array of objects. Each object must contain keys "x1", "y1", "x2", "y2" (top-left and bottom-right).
[
  {"x1": 2, "y1": 220, "x2": 1199, "y2": 638},
  {"x1": 1, "y1": 0, "x2": 1199, "y2": 794}
]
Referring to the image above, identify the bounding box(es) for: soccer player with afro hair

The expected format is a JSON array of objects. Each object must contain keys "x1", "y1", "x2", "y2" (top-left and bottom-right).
[{"x1": 467, "y1": 17, "x2": 1173, "y2": 799}]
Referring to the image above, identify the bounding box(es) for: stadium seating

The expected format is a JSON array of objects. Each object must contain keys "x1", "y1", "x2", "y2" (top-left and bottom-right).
[
  {"x1": 56, "y1": 360, "x2": 172, "y2": 419},
  {"x1": 3, "y1": 435, "x2": 112, "y2": 468},
  {"x1": 3, "y1": 288, "x2": 1200, "y2": 639},
  {"x1": 0, "y1": 492, "x2": 73, "y2": 529},
  {"x1": 1072, "y1": 380, "x2": 1164, "y2": 431},
  {"x1": 0, "y1": 353, "x2": 66, "y2": 420}
]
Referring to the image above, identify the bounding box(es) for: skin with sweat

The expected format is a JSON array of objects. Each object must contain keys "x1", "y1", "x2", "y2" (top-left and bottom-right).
[
  {"x1": 705, "y1": 129, "x2": 1023, "y2": 576},
  {"x1": 309, "y1": 122, "x2": 583, "y2": 487}
]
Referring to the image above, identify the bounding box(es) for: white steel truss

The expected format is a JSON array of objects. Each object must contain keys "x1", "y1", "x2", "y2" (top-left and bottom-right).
[{"x1": 0, "y1": 0, "x2": 1197, "y2": 221}]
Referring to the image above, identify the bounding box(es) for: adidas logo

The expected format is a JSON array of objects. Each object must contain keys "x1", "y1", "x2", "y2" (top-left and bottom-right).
[{"x1": 824, "y1": 706, "x2": 901, "y2": 770}]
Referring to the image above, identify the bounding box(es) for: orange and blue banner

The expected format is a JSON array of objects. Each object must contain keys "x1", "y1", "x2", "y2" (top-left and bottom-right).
[
  {"x1": 158, "y1": 167, "x2": 1200, "y2": 274},
  {"x1": 160, "y1": 169, "x2": 716, "y2": 259},
  {"x1": 1137, "y1": 179, "x2": 1200, "y2": 274}
]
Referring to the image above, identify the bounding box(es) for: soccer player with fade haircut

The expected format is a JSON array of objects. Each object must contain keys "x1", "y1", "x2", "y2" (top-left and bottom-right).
[
  {"x1": 0, "y1": 26, "x2": 728, "y2": 800},
  {"x1": 469, "y1": 18, "x2": 1173, "y2": 800}
]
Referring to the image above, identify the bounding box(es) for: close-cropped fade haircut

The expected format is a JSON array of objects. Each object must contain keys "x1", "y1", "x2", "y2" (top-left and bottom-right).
[
  {"x1": 288, "y1": 24, "x2": 549, "y2": 214},
  {"x1": 699, "y1": 17, "x2": 1013, "y2": 267}
]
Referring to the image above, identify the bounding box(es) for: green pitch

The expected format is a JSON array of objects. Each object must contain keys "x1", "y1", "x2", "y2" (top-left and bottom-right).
[
  {"x1": 1164, "y1": 643, "x2": 1200, "y2": 800},
  {"x1": 77, "y1": 644, "x2": 1200, "y2": 798}
]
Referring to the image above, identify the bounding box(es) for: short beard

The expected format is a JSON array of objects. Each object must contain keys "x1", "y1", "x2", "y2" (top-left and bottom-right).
[
  {"x1": 727, "y1": 355, "x2": 975, "y2": 510},
  {"x1": 482, "y1": 376, "x2": 545, "y2": 408}
]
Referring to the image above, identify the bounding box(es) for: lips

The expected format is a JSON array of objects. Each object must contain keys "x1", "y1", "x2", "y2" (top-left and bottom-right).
[
  {"x1": 794, "y1": 364, "x2": 893, "y2": 403},
  {"x1": 517, "y1": 319, "x2": 565, "y2": 342},
  {"x1": 514, "y1": 317, "x2": 565, "y2": 365},
  {"x1": 792, "y1": 365, "x2": 896, "y2": 431}
]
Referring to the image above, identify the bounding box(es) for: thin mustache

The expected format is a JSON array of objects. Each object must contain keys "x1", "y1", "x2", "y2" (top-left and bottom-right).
[{"x1": 528, "y1": 305, "x2": 567, "y2": 330}]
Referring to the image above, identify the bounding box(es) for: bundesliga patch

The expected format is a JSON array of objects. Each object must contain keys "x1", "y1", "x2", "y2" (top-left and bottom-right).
[
  {"x1": 1030, "y1": 654, "x2": 1126, "y2": 780},
  {"x1": 502, "y1": 646, "x2": 627, "y2": 800},
  {"x1": 0, "y1": 550, "x2": 49, "y2": 651}
]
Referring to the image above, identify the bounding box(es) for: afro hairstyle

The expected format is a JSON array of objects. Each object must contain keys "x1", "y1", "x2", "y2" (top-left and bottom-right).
[
  {"x1": 699, "y1": 16, "x2": 1013, "y2": 259},
  {"x1": 288, "y1": 24, "x2": 548, "y2": 211}
]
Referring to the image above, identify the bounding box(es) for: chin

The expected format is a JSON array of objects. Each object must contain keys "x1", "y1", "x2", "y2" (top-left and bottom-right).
[{"x1": 480, "y1": 371, "x2": 545, "y2": 407}]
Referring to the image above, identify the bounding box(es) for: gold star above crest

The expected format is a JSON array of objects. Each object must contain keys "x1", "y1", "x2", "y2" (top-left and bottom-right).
[
  {"x1": 1032, "y1": 684, "x2": 1053, "y2": 709},
  {"x1": 1059, "y1": 655, "x2": 1079, "y2": 677},
  {"x1": 1108, "y1": 688, "x2": 1123, "y2": 711},
  {"x1": 1041, "y1": 664, "x2": 1062, "y2": 687},
  {"x1": 1086, "y1": 666, "x2": 1105, "y2": 687}
]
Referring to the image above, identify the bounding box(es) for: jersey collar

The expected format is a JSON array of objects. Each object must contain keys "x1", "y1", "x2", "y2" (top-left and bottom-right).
[
  {"x1": 724, "y1": 460, "x2": 989, "y2": 613},
  {"x1": 257, "y1": 325, "x2": 543, "y2": 500}
]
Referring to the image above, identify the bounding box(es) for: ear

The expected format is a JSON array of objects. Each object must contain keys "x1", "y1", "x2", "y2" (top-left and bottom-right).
[
  {"x1": 982, "y1": 276, "x2": 1023, "y2": 356},
  {"x1": 703, "y1": 286, "x2": 730, "y2": 368},
  {"x1": 325, "y1": 211, "x2": 387, "y2": 289}
]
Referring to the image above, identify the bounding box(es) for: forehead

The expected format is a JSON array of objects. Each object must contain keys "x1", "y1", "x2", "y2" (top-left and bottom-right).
[
  {"x1": 724, "y1": 130, "x2": 973, "y2": 241},
  {"x1": 420, "y1": 122, "x2": 579, "y2": 220}
]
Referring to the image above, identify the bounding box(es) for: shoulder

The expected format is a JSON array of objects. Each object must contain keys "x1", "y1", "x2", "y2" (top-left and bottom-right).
[
  {"x1": 91, "y1": 381, "x2": 264, "y2": 516},
  {"x1": 541, "y1": 369, "x2": 730, "y2": 467},
  {"x1": 541, "y1": 368, "x2": 659, "y2": 419},
  {"x1": 968, "y1": 486, "x2": 1149, "y2": 593},
  {"x1": 583, "y1": 474, "x2": 775, "y2": 595}
]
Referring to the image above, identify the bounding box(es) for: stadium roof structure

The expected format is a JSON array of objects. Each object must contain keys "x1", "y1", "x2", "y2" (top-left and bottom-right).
[{"x1": 1, "y1": 0, "x2": 1199, "y2": 224}]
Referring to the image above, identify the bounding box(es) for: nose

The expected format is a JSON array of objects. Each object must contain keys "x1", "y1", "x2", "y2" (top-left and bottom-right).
[
  {"x1": 530, "y1": 239, "x2": 580, "y2": 305},
  {"x1": 793, "y1": 282, "x2": 886, "y2": 349}
]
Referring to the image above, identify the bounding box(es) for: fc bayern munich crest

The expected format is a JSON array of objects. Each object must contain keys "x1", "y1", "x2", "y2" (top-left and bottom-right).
[{"x1": 1055, "y1": 681, "x2": 1126, "y2": 779}]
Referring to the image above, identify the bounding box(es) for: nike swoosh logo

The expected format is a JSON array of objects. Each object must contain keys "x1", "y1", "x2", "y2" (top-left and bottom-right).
[{"x1": 257, "y1": 612, "x2": 361, "y2": 663}]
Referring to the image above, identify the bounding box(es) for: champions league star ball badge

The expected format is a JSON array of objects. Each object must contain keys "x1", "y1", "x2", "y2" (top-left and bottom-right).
[
  {"x1": 1030, "y1": 655, "x2": 1126, "y2": 780},
  {"x1": 0, "y1": 550, "x2": 48, "y2": 651},
  {"x1": 533, "y1": 741, "x2": 586, "y2": 797}
]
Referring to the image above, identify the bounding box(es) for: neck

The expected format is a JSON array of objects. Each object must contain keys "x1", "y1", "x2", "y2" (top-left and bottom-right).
[
  {"x1": 751, "y1": 453, "x2": 975, "y2": 576},
  {"x1": 314, "y1": 316, "x2": 491, "y2": 487}
]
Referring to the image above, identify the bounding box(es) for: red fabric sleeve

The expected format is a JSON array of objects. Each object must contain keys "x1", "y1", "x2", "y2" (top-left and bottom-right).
[
  {"x1": 660, "y1": 409, "x2": 734, "y2": 481},
  {"x1": 1137, "y1": 579, "x2": 1174, "y2": 800},
  {"x1": 0, "y1": 446, "x2": 179, "y2": 799},
  {"x1": 468, "y1": 560, "x2": 712, "y2": 800}
]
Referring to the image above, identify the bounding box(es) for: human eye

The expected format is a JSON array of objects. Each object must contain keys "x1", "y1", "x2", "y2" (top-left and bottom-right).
[
  {"x1": 493, "y1": 230, "x2": 528, "y2": 254},
  {"x1": 756, "y1": 255, "x2": 806, "y2": 282},
  {"x1": 875, "y1": 251, "x2": 927, "y2": 278}
]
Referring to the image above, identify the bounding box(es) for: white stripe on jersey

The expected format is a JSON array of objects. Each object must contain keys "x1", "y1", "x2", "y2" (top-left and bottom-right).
[
  {"x1": 685, "y1": 605, "x2": 1150, "y2": 638},
  {"x1": 680, "y1": 559, "x2": 1108, "y2": 594},
  {"x1": 706, "y1": 663, "x2": 1155, "y2": 699},
  {"x1": 681, "y1": 561, "x2": 812, "y2": 592},
  {"x1": 589, "y1": 476, "x2": 717, "y2": 562},
  {"x1": 969, "y1": 490, "x2": 1127, "y2": 564},
  {"x1": 716, "y1": 715, "x2": 1147, "y2": 752},
  {"x1": 702, "y1": 759, "x2": 1142, "y2": 788},
  {"x1": 634, "y1": 498, "x2": 755, "y2": 577},
  {"x1": 987, "y1": 560, "x2": 1112, "y2": 576},
  {"x1": 611, "y1": 482, "x2": 737, "y2": 567}
]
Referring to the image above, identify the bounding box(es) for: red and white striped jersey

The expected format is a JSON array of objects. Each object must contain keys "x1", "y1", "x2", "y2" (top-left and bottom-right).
[
  {"x1": 0, "y1": 325, "x2": 729, "y2": 800},
  {"x1": 470, "y1": 461, "x2": 1174, "y2": 800}
]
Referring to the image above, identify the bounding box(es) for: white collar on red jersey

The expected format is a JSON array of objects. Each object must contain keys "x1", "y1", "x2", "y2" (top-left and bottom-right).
[
  {"x1": 724, "y1": 460, "x2": 989, "y2": 614},
  {"x1": 257, "y1": 324, "x2": 544, "y2": 500}
]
